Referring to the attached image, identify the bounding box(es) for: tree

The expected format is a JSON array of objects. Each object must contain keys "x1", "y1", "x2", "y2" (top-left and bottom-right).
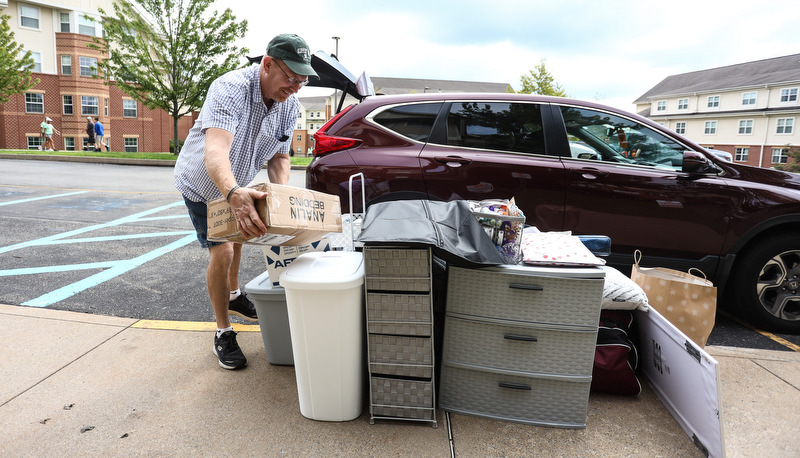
[
  {"x1": 773, "y1": 145, "x2": 800, "y2": 173},
  {"x1": 91, "y1": 0, "x2": 248, "y2": 154},
  {"x1": 0, "y1": 13, "x2": 39, "y2": 104},
  {"x1": 516, "y1": 60, "x2": 568, "y2": 97}
]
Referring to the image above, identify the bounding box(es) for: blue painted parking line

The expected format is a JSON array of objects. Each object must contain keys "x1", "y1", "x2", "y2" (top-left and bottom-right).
[
  {"x1": 0, "y1": 261, "x2": 119, "y2": 276},
  {"x1": 21, "y1": 234, "x2": 197, "y2": 307},
  {"x1": 0, "y1": 190, "x2": 88, "y2": 206},
  {"x1": 0, "y1": 201, "x2": 186, "y2": 254},
  {"x1": 0, "y1": 200, "x2": 197, "y2": 307},
  {"x1": 23, "y1": 231, "x2": 195, "y2": 246}
]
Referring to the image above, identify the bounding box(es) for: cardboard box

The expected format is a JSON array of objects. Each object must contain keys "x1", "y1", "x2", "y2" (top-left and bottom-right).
[
  {"x1": 261, "y1": 238, "x2": 331, "y2": 287},
  {"x1": 207, "y1": 182, "x2": 342, "y2": 246}
]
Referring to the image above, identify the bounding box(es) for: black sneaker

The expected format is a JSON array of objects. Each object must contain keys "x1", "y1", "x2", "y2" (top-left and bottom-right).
[
  {"x1": 229, "y1": 294, "x2": 258, "y2": 321},
  {"x1": 213, "y1": 331, "x2": 247, "y2": 370}
]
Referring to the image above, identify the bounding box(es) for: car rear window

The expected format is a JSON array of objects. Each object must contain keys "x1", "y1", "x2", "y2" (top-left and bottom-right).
[
  {"x1": 372, "y1": 103, "x2": 443, "y2": 142},
  {"x1": 446, "y1": 102, "x2": 545, "y2": 154}
]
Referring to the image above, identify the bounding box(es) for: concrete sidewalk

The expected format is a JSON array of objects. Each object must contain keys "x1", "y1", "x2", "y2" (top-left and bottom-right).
[{"x1": 1, "y1": 303, "x2": 798, "y2": 457}]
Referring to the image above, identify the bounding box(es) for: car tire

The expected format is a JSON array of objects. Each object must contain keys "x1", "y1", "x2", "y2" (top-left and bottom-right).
[{"x1": 728, "y1": 232, "x2": 800, "y2": 333}]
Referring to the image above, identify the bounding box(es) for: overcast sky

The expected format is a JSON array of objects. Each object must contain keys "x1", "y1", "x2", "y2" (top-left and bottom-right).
[{"x1": 210, "y1": 0, "x2": 800, "y2": 111}]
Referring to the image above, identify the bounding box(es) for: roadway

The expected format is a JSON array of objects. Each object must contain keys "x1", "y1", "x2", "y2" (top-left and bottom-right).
[{"x1": 0, "y1": 158, "x2": 798, "y2": 352}]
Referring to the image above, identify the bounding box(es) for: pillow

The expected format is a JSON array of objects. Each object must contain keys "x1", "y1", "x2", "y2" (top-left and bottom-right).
[
  {"x1": 521, "y1": 231, "x2": 606, "y2": 267},
  {"x1": 600, "y1": 266, "x2": 650, "y2": 311}
]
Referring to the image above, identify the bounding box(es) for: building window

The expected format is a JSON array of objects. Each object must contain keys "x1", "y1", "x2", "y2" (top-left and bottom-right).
[
  {"x1": 678, "y1": 98, "x2": 688, "y2": 110},
  {"x1": 704, "y1": 121, "x2": 717, "y2": 135},
  {"x1": 25, "y1": 92, "x2": 44, "y2": 113},
  {"x1": 780, "y1": 88, "x2": 798, "y2": 103},
  {"x1": 742, "y1": 92, "x2": 757, "y2": 106},
  {"x1": 61, "y1": 55, "x2": 72, "y2": 75},
  {"x1": 64, "y1": 137, "x2": 75, "y2": 151},
  {"x1": 297, "y1": 147, "x2": 302, "y2": 155},
  {"x1": 124, "y1": 137, "x2": 139, "y2": 152},
  {"x1": 81, "y1": 96, "x2": 99, "y2": 116},
  {"x1": 674, "y1": 122, "x2": 686, "y2": 134},
  {"x1": 27, "y1": 136, "x2": 44, "y2": 150},
  {"x1": 63, "y1": 95, "x2": 73, "y2": 115},
  {"x1": 707, "y1": 96, "x2": 720, "y2": 108},
  {"x1": 79, "y1": 57, "x2": 97, "y2": 77},
  {"x1": 123, "y1": 99, "x2": 138, "y2": 117},
  {"x1": 735, "y1": 147, "x2": 749, "y2": 162},
  {"x1": 738, "y1": 119, "x2": 753, "y2": 135},
  {"x1": 656, "y1": 101, "x2": 666, "y2": 112},
  {"x1": 104, "y1": 98, "x2": 109, "y2": 117},
  {"x1": 59, "y1": 12, "x2": 71, "y2": 32},
  {"x1": 296, "y1": 134, "x2": 302, "y2": 141},
  {"x1": 20, "y1": 5, "x2": 40, "y2": 29},
  {"x1": 78, "y1": 14, "x2": 96, "y2": 36},
  {"x1": 27, "y1": 51, "x2": 42, "y2": 72},
  {"x1": 776, "y1": 118, "x2": 794, "y2": 134},
  {"x1": 772, "y1": 148, "x2": 789, "y2": 164}
]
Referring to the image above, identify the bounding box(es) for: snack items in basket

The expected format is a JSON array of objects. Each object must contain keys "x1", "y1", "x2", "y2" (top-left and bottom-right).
[{"x1": 468, "y1": 198, "x2": 525, "y2": 264}]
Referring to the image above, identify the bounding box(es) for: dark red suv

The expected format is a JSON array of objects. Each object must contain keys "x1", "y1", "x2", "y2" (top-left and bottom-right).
[{"x1": 306, "y1": 92, "x2": 800, "y2": 333}]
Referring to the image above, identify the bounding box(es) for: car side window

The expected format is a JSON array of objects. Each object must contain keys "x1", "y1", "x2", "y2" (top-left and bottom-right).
[
  {"x1": 560, "y1": 106, "x2": 686, "y2": 169},
  {"x1": 446, "y1": 102, "x2": 545, "y2": 154},
  {"x1": 372, "y1": 102, "x2": 443, "y2": 142}
]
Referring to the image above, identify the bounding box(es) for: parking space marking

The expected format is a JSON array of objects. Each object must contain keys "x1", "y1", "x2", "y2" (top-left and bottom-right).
[
  {"x1": 0, "y1": 190, "x2": 88, "y2": 206},
  {"x1": 0, "y1": 201, "x2": 186, "y2": 254},
  {"x1": 21, "y1": 233, "x2": 196, "y2": 307},
  {"x1": 1, "y1": 201, "x2": 197, "y2": 307},
  {"x1": 721, "y1": 311, "x2": 800, "y2": 352},
  {"x1": 131, "y1": 320, "x2": 259, "y2": 333}
]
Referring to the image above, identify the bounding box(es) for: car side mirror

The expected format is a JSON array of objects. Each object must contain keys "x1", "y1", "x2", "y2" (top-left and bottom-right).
[{"x1": 682, "y1": 151, "x2": 714, "y2": 174}]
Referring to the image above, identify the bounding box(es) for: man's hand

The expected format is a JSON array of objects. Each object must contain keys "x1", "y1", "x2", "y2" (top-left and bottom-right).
[{"x1": 228, "y1": 186, "x2": 269, "y2": 239}]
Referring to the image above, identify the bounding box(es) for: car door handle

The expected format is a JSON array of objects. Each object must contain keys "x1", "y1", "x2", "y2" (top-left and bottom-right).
[
  {"x1": 570, "y1": 168, "x2": 608, "y2": 179},
  {"x1": 434, "y1": 156, "x2": 472, "y2": 166}
]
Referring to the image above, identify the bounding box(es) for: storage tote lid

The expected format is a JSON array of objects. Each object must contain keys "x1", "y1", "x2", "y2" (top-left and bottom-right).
[
  {"x1": 244, "y1": 270, "x2": 284, "y2": 296},
  {"x1": 279, "y1": 251, "x2": 364, "y2": 290}
]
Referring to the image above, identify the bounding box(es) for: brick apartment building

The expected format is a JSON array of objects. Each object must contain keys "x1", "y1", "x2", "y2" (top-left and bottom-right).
[{"x1": 0, "y1": 0, "x2": 190, "y2": 153}]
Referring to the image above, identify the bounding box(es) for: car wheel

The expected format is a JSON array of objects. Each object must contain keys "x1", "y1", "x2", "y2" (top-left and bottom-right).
[{"x1": 729, "y1": 232, "x2": 800, "y2": 333}]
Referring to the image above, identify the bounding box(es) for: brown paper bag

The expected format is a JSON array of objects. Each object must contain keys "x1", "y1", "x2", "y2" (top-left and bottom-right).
[{"x1": 630, "y1": 250, "x2": 717, "y2": 347}]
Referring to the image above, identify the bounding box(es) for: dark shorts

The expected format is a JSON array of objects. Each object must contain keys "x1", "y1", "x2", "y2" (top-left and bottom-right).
[{"x1": 183, "y1": 195, "x2": 225, "y2": 249}]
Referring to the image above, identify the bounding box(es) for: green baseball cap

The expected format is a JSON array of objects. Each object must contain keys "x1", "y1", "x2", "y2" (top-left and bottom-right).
[{"x1": 266, "y1": 34, "x2": 317, "y2": 77}]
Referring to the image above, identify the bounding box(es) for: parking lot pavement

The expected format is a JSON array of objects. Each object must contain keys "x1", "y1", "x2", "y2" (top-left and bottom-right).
[{"x1": 2, "y1": 303, "x2": 798, "y2": 457}]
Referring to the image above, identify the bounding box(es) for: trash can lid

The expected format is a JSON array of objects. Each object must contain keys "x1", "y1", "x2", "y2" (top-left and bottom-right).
[
  {"x1": 244, "y1": 270, "x2": 284, "y2": 296},
  {"x1": 279, "y1": 251, "x2": 364, "y2": 290}
]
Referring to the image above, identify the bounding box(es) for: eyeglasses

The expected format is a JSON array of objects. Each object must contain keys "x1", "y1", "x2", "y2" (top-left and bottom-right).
[{"x1": 273, "y1": 60, "x2": 309, "y2": 87}]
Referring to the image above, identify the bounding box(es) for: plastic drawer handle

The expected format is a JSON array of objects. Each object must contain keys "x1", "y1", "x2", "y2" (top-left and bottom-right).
[
  {"x1": 498, "y1": 382, "x2": 531, "y2": 391},
  {"x1": 508, "y1": 283, "x2": 543, "y2": 291},
  {"x1": 503, "y1": 333, "x2": 538, "y2": 342}
]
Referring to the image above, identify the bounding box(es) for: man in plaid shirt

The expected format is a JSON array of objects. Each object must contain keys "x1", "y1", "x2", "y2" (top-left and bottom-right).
[{"x1": 175, "y1": 34, "x2": 317, "y2": 370}]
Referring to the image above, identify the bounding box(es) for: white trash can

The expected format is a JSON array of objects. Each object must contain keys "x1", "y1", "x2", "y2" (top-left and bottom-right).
[
  {"x1": 244, "y1": 272, "x2": 293, "y2": 366},
  {"x1": 279, "y1": 251, "x2": 365, "y2": 421}
]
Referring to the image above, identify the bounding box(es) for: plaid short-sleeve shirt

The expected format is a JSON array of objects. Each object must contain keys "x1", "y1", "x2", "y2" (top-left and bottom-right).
[{"x1": 174, "y1": 64, "x2": 299, "y2": 202}]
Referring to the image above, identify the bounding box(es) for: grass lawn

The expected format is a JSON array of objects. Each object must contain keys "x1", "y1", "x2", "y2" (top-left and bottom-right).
[{"x1": 0, "y1": 149, "x2": 313, "y2": 167}]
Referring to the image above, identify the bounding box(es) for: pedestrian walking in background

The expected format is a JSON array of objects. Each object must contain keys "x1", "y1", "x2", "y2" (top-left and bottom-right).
[
  {"x1": 94, "y1": 118, "x2": 105, "y2": 152},
  {"x1": 85, "y1": 117, "x2": 95, "y2": 151},
  {"x1": 41, "y1": 117, "x2": 60, "y2": 151}
]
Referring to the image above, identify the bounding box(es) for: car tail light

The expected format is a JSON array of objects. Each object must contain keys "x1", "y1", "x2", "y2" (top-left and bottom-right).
[{"x1": 312, "y1": 106, "x2": 362, "y2": 156}]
